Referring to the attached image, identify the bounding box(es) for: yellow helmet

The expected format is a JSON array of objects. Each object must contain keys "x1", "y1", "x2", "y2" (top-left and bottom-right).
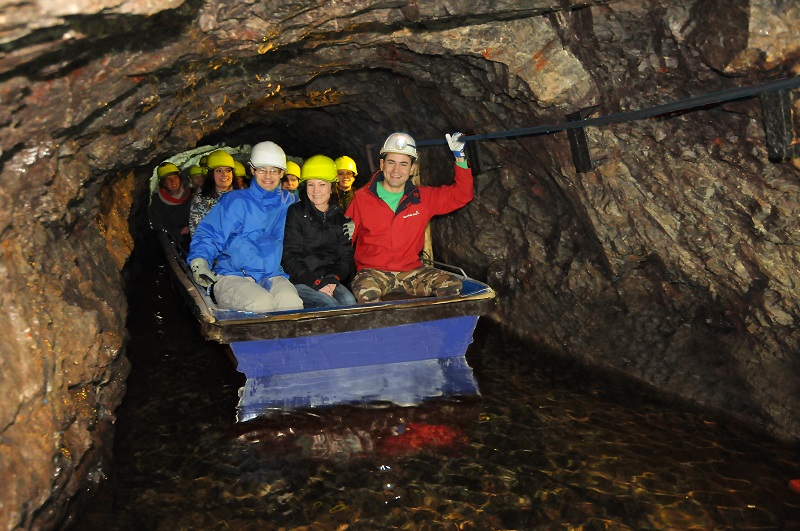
[
  {"x1": 206, "y1": 150, "x2": 235, "y2": 170},
  {"x1": 300, "y1": 155, "x2": 338, "y2": 183},
  {"x1": 233, "y1": 161, "x2": 247, "y2": 177},
  {"x1": 188, "y1": 165, "x2": 204, "y2": 176},
  {"x1": 334, "y1": 156, "x2": 358, "y2": 176},
  {"x1": 157, "y1": 162, "x2": 180, "y2": 178},
  {"x1": 285, "y1": 160, "x2": 301, "y2": 178}
]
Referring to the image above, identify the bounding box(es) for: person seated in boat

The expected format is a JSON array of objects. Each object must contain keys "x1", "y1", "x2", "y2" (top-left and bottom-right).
[
  {"x1": 345, "y1": 131, "x2": 472, "y2": 304},
  {"x1": 186, "y1": 141, "x2": 303, "y2": 313},
  {"x1": 334, "y1": 155, "x2": 358, "y2": 210},
  {"x1": 281, "y1": 160, "x2": 301, "y2": 198},
  {"x1": 282, "y1": 155, "x2": 357, "y2": 308},
  {"x1": 187, "y1": 165, "x2": 205, "y2": 195},
  {"x1": 233, "y1": 160, "x2": 249, "y2": 189},
  {"x1": 188, "y1": 150, "x2": 240, "y2": 236},
  {"x1": 149, "y1": 161, "x2": 192, "y2": 249}
]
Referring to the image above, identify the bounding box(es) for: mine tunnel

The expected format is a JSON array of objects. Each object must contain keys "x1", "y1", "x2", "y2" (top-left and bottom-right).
[{"x1": 3, "y1": 1, "x2": 800, "y2": 528}]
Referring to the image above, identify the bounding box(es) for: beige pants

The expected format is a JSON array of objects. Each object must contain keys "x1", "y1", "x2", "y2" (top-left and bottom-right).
[{"x1": 213, "y1": 275, "x2": 303, "y2": 312}]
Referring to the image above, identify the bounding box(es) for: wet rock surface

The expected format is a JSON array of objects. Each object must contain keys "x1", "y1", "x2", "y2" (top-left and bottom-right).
[
  {"x1": 72, "y1": 243, "x2": 800, "y2": 530},
  {"x1": 2, "y1": 0, "x2": 800, "y2": 527}
]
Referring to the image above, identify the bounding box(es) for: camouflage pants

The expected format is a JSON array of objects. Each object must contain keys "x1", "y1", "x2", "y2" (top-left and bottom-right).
[{"x1": 351, "y1": 266, "x2": 463, "y2": 304}]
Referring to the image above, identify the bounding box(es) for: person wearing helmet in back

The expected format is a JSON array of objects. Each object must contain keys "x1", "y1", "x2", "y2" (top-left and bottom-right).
[
  {"x1": 188, "y1": 150, "x2": 240, "y2": 236},
  {"x1": 233, "y1": 160, "x2": 249, "y2": 189},
  {"x1": 345, "y1": 131, "x2": 472, "y2": 304},
  {"x1": 281, "y1": 160, "x2": 301, "y2": 198},
  {"x1": 187, "y1": 165, "x2": 205, "y2": 195},
  {"x1": 186, "y1": 141, "x2": 303, "y2": 312},
  {"x1": 334, "y1": 155, "x2": 358, "y2": 210},
  {"x1": 149, "y1": 161, "x2": 192, "y2": 249},
  {"x1": 281, "y1": 155, "x2": 356, "y2": 308}
]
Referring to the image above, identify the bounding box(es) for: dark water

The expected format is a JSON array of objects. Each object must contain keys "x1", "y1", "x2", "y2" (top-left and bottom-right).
[{"x1": 73, "y1": 245, "x2": 800, "y2": 530}]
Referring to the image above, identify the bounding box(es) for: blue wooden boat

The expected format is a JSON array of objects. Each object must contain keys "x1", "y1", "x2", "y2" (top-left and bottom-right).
[
  {"x1": 159, "y1": 231, "x2": 495, "y2": 364},
  {"x1": 157, "y1": 209, "x2": 496, "y2": 417}
]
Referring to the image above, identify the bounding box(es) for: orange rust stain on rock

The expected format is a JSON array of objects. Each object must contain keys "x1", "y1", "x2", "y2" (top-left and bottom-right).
[{"x1": 532, "y1": 49, "x2": 548, "y2": 72}]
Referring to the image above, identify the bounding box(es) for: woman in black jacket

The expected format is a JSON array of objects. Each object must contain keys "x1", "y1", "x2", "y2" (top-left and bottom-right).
[{"x1": 281, "y1": 155, "x2": 357, "y2": 308}]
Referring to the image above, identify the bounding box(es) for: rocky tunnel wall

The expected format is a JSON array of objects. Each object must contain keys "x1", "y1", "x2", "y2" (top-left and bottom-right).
[{"x1": 2, "y1": 0, "x2": 800, "y2": 528}]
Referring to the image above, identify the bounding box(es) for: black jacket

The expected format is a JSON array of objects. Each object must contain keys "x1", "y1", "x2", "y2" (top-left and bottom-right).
[{"x1": 282, "y1": 199, "x2": 355, "y2": 289}]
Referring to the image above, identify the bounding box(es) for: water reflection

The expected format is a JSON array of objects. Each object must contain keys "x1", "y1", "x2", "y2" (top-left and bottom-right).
[
  {"x1": 237, "y1": 356, "x2": 479, "y2": 421},
  {"x1": 71, "y1": 247, "x2": 800, "y2": 530}
]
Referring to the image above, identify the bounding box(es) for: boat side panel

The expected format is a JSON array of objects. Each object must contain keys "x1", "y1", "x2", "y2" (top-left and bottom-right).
[{"x1": 230, "y1": 315, "x2": 479, "y2": 378}]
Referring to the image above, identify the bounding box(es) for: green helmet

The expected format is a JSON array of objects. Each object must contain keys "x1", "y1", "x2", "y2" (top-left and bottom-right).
[
  {"x1": 300, "y1": 155, "x2": 338, "y2": 183},
  {"x1": 157, "y1": 162, "x2": 180, "y2": 178},
  {"x1": 206, "y1": 150, "x2": 235, "y2": 170}
]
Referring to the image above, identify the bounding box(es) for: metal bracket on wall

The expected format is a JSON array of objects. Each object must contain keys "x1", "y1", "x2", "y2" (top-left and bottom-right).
[
  {"x1": 760, "y1": 89, "x2": 800, "y2": 161},
  {"x1": 465, "y1": 137, "x2": 482, "y2": 177},
  {"x1": 566, "y1": 108, "x2": 596, "y2": 173}
]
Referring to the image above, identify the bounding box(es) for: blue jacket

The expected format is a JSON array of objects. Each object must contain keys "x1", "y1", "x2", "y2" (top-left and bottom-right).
[{"x1": 187, "y1": 179, "x2": 297, "y2": 282}]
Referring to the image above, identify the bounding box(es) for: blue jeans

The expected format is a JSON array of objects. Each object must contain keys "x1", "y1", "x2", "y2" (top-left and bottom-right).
[{"x1": 295, "y1": 283, "x2": 357, "y2": 308}]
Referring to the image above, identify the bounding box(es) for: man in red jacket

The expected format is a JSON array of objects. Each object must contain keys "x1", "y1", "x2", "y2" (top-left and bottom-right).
[{"x1": 345, "y1": 131, "x2": 472, "y2": 303}]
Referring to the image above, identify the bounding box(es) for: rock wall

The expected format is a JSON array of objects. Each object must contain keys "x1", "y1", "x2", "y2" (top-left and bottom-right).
[{"x1": 1, "y1": 0, "x2": 799, "y2": 527}]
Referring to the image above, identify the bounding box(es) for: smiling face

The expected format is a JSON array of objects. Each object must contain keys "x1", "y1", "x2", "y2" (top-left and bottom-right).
[
  {"x1": 213, "y1": 166, "x2": 233, "y2": 192},
  {"x1": 252, "y1": 166, "x2": 284, "y2": 191},
  {"x1": 337, "y1": 170, "x2": 355, "y2": 191},
  {"x1": 305, "y1": 179, "x2": 332, "y2": 212},
  {"x1": 379, "y1": 153, "x2": 415, "y2": 193},
  {"x1": 164, "y1": 173, "x2": 182, "y2": 194}
]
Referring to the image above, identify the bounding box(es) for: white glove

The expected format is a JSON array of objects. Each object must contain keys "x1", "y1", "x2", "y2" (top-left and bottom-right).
[
  {"x1": 343, "y1": 220, "x2": 355, "y2": 240},
  {"x1": 189, "y1": 258, "x2": 218, "y2": 288},
  {"x1": 446, "y1": 132, "x2": 466, "y2": 160}
]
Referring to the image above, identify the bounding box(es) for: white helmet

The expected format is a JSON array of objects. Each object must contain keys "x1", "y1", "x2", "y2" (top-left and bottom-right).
[
  {"x1": 250, "y1": 141, "x2": 287, "y2": 170},
  {"x1": 379, "y1": 132, "x2": 417, "y2": 160}
]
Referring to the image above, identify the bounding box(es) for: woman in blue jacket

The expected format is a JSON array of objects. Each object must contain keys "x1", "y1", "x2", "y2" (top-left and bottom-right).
[{"x1": 186, "y1": 141, "x2": 303, "y2": 312}]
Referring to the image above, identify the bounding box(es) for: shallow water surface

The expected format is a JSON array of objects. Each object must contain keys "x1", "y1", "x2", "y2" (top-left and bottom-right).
[{"x1": 73, "y1": 249, "x2": 800, "y2": 530}]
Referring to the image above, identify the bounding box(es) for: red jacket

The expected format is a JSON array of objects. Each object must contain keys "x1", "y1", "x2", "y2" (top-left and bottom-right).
[{"x1": 345, "y1": 163, "x2": 473, "y2": 272}]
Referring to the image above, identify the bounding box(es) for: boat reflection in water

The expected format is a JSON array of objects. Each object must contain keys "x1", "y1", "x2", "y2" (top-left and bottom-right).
[
  {"x1": 237, "y1": 355, "x2": 480, "y2": 421},
  {"x1": 234, "y1": 355, "x2": 480, "y2": 463},
  {"x1": 233, "y1": 390, "x2": 480, "y2": 464}
]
